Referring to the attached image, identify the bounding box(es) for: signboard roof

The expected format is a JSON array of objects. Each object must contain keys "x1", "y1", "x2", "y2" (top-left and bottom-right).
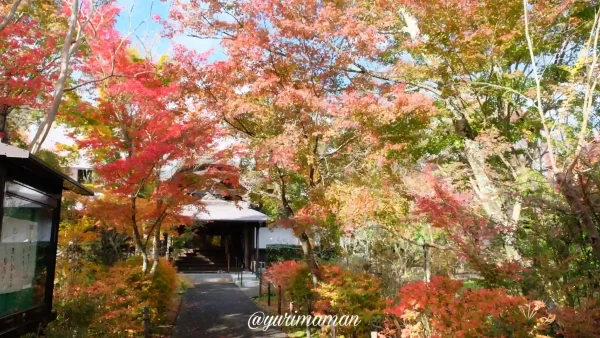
[{"x1": 0, "y1": 143, "x2": 94, "y2": 196}]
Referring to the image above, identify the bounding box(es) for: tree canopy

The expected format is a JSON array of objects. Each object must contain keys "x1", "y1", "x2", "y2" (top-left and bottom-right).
[{"x1": 2, "y1": 0, "x2": 600, "y2": 336}]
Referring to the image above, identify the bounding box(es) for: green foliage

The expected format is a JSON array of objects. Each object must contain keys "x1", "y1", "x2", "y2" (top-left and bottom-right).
[
  {"x1": 287, "y1": 264, "x2": 316, "y2": 306},
  {"x1": 86, "y1": 229, "x2": 131, "y2": 266},
  {"x1": 44, "y1": 294, "x2": 98, "y2": 338},
  {"x1": 313, "y1": 265, "x2": 385, "y2": 336},
  {"x1": 265, "y1": 261, "x2": 384, "y2": 335},
  {"x1": 35, "y1": 149, "x2": 64, "y2": 172},
  {"x1": 266, "y1": 244, "x2": 304, "y2": 263}
]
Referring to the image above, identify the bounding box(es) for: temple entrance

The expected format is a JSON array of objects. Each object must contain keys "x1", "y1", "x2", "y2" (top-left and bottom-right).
[
  {"x1": 176, "y1": 221, "x2": 263, "y2": 273},
  {"x1": 175, "y1": 195, "x2": 268, "y2": 273}
]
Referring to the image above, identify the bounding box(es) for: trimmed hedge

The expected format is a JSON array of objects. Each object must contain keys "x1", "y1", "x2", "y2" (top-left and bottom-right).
[{"x1": 266, "y1": 244, "x2": 303, "y2": 264}]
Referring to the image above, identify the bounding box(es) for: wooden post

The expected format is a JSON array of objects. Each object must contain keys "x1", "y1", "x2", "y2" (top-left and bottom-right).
[
  {"x1": 306, "y1": 298, "x2": 311, "y2": 338},
  {"x1": 227, "y1": 253, "x2": 230, "y2": 273},
  {"x1": 267, "y1": 283, "x2": 271, "y2": 306},
  {"x1": 277, "y1": 285, "x2": 282, "y2": 315},
  {"x1": 165, "y1": 233, "x2": 170, "y2": 260},
  {"x1": 255, "y1": 223, "x2": 260, "y2": 275},
  {"x1": 243, "y1": 226, "x2": 250, "y2": 271},
  {"x1": 423, "y1": 245, "x2": 431, "y2": 283},
  {"x1": 258, "y1": 268, "x2": 262, "y2": 297},
  {"x1": 143, "y1": 306, "x2": 150, "y2": 338}
]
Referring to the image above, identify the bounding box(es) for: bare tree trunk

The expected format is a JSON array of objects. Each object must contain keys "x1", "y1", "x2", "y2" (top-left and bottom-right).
[
  {"x1": 150, "y1": 223, "x2": 161, "y2": 275},
  {"x1": 140, "y1": 246, "x2": 149, "y2": 274},
  {"x1": 0, "y1": 104, "x2": 11, "y2": 144},
  {"x1": 152, "y1": 231, "x2": 157, "y2": 257},
  {"x1": 299, "y1": 231, "x2": 319, "y2": 285},
  {"x1": 278, "y1": 167, "x2": 320, "y2": 283},
  {"x1": 464, "y1": 139, "x2": 521, "y2": 262},
  {"x1": 165, "y1": 233, "x2": 171, "y2": 261},
  {"x1": 28, "y1": 0, "x2": 79, "y2": 153},
  {"x1": 130, "y1": 196, "x2": 150, "y2": 274},
  {"x1": 133, "y1": 230, "x2": 149, "y2": 274}
]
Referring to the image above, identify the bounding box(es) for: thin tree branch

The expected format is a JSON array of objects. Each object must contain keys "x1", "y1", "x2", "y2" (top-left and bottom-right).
[
  {"x1": 64, "y1": 71, "x2": 155, "y2": 92},
  {"x1": 319, "y1": 135, "x2": 357, "y2": 161},
  {"x1": 567, "y1": 9, "x2": 600, "y2": 174},
  {"x1": 0, "y1": 0, "x2": 23, "y2": 32},
  {"x1": 470, "y1": 81, "x2": 532, "y2": 102},
  {"x1": 523, "y1": 0, "x2": 558, "y2": 172}
]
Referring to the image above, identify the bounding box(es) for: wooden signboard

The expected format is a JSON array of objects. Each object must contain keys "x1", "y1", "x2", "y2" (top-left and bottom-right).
[{"x1": 0, "y1": 143, "x2": 93, "y2": 337}]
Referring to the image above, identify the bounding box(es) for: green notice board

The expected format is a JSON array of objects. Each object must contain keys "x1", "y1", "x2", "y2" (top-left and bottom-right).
[{"x1": 0, "y1": 216, "x2": 39, "y2": 317}]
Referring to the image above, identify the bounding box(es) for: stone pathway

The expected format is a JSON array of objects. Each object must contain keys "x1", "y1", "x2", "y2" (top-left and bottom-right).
[{"x1": 173, "y1": 277, "x2": 286, "y2": 338}]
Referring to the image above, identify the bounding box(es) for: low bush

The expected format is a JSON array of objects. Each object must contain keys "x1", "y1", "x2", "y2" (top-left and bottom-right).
[
  {"x1": 266, "y1": 245, "x2": 304, "y2": 263},
  {"x1": 313, "y1": 265, "x2": 385, "y2": 336},
  {"x1": 262, "y1": 263, "x2": 600, "y2": 337},
  {"x1": 44, "y1": 257, "x2": 180, "y2": 337},
  {"x1": 554, "y1": 299, "x2": 600, "y2": 338},
  {"x1": 264, "y1": 260, "x2": 308, "y2": 291},
  {"x1": 264, "y1": 261, "x2": 384, "y2": 336},
  {"x1": 383, "y1": 276, "x2": 554, "y2": 338}
]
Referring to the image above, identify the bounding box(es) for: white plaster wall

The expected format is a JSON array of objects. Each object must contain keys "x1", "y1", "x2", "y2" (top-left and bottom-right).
[{"x1": 258, "y1": 227, "x2": 299, "y2": 248}]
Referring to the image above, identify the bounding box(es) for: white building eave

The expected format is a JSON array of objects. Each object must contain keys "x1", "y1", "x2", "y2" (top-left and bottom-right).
[{"x1": 181, "y1": 199, "x2": 268, "y2": 222}]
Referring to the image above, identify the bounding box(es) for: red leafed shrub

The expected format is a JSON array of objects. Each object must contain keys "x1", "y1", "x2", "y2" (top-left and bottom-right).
[
  {"x1": 264, "y1": 260, "x2": 308, "y2": 290},
  {"x1": 554, "y1": 300, "x2": 600, "y2": 338},
  {"x1": 264, "y1": 260, "x2": 315, "y2": 311},
  {"x1": 383, "y1": 277, "x2": 554, "y2": 338}
]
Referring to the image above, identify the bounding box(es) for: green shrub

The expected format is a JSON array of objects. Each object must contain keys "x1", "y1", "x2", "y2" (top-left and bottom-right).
[
  {"x1": 266, "y1": 244, "x2": 304, "y2": 263},
  {"x1": 44, "y1": 294, "x2": 99, "y2": 338}
]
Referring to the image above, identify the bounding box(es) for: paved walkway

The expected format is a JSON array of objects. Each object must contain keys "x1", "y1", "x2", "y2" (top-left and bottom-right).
[
  {"x1": 173, "y1": 278, "x2": 287, "y2": 338},
  {"x1": 231, "y1": 271, "x2": 262, "y2": 298}
]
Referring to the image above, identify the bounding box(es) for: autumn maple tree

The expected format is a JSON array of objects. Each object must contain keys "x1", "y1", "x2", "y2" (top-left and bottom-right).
[
  {"x1": 172, "y1": 0, "x2": 433, "y2": 283},
  {"x1": 71, "y1": 45, "x2": 235, "y2": 273},
  {"x1": 4, "y1": 0, "x2": 600, "y2": 336},
  {"x1": 0, "y1": 0, "x2": 64, "y2": 144},
  {"x1": 0, "y1": 0, "x2": 160, "y2": 151},
  {"x1": 167, "y1": 0, "x2": 600, "y2": 335}
]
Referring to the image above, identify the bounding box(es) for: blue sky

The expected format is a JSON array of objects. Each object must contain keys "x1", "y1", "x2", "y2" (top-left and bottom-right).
[
  {"x1": 114, "y1": 0, "x2": 225, "y2": 60},
  {"x1": 36, "y1": 0, "x2": 226, "y2": 154}
]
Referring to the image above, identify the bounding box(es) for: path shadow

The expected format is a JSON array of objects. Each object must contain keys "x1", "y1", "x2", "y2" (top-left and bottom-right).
[{"x1": 173, "y1": 283, "x2": 286, "y2": 338}]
